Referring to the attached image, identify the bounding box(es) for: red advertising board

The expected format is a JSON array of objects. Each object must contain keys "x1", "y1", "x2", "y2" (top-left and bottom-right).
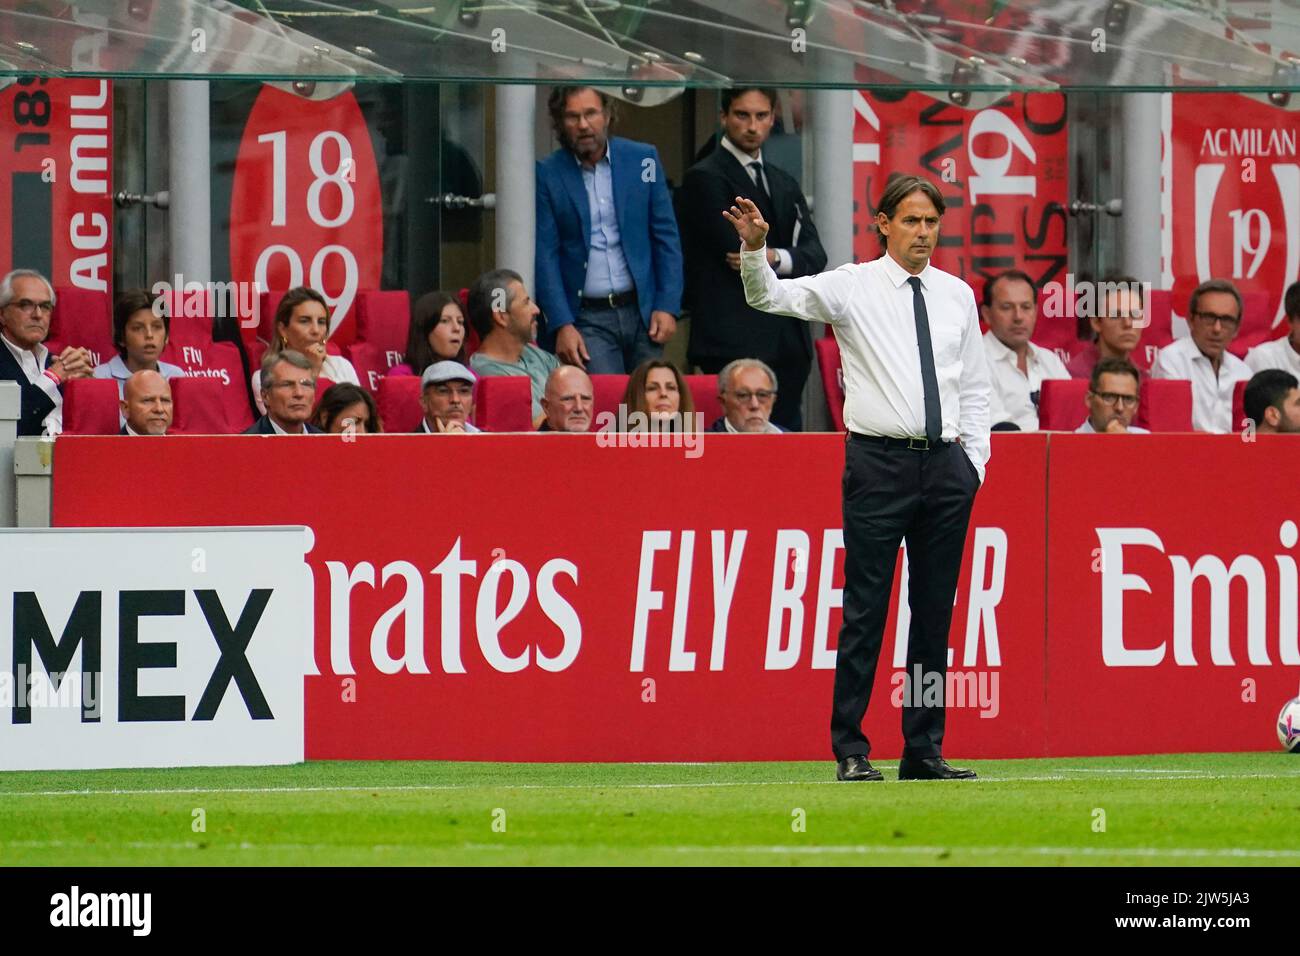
[
  {"x1": 229, "y1": 86, "x2": 383, "y2": 347},
  {"x1": 852, "y1": 91, "x2": 1069, "y2": 295},
  {"x1": 52, "y1": 434, "x2": 1048, "y2": 761},
  {"x1": 1045, "y1": 434, "x2": 1300, "y2": 755},
  {"x1": 0, "y1": 78, "x2": 113, "y2": 292},
  {"x1": 1164, "y1": 93, "x2": 1299, "y2": 334}
]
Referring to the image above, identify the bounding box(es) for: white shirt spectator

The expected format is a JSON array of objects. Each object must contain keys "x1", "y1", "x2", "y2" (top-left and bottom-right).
[
  {"x1": 252, "y1": 354, "x2": 359, "y2": 415},
  {"x1": 1245, "y1": 336, "x2": 1300, "y2": 377},
  {"x1": 1075, "y1": 419, "x2": 1149, "y2": 434},
  {"x1": 0, "y1": 332, "x2": 61, "y2": 435},
  {"x1": 740, "y1": 246, "x2": 992, "y2": 480},
  {"x1": 1151, "y1": 336, "x2": 1252, "y2": 433},
  {"x1": 982, "y1": 330, "x2": 1070, "y2": 432}
]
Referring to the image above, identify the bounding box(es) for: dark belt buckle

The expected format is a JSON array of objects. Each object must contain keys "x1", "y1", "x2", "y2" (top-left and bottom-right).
[
  {"x1": 907, "y1": 436, "x2": 930, "y2": 451},
  {"x1": 606, "y1": 292, "x2": 618, "y2": 308}
]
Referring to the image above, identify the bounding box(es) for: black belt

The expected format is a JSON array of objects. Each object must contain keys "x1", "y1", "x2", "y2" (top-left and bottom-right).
[
  {"x1": 580, "y1": 289, "x2": 637, "y2": 310},
  {"x1": 849, "y1": 432, "x2": 955, "y2": 451}
]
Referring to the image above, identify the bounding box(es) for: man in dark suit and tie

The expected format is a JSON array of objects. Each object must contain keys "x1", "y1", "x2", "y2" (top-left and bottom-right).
[
  {"x1": 0, "y1": 269, "x2": 94, "y2": 436},
  {"x1": 535, "y1": 87, "x2": 683, "y2": 374},
  {"x1": 244, "y1": 351, "x2": 323, "y2": 435},
  {"x1": 676, "y1": 88, "x2": 826, "y2": 431}
]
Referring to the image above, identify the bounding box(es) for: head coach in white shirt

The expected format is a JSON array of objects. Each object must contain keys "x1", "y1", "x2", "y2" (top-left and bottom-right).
[{"x1": 726, "y1": 174, "x2": 992, "y2": 783}]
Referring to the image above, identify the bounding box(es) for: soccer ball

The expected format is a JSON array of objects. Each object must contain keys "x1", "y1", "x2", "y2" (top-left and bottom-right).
[{"x1": 1279, "y1": 698, "x2": 1300, "y2": 752}]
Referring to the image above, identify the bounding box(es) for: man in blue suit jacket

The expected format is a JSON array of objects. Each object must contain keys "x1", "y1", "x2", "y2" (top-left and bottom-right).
[{"x1": 535, "y1": 87, "x2": 684, "y2": 374}]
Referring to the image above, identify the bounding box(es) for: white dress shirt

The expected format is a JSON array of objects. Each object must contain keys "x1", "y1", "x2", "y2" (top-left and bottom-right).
[
  {"x1": 719, "y1": 136, "x2": 793, "y2": 276},
  {"x1": 1075, "y1": 419, "x2": 1149, "y2": 434},
  {"x1": 1245, "y1": 335, "x2": 1300, "y2": 377},
  {"x1": 1, "y1": 332, "x2": 62, "y2": 435},
  {"x1": 741, "y1": 246, "x2": 992, "y2": 480},
  {"x1": 1151, "y1": 336, "x2": 1252, "y2": 433},
  {"x1": 982, "y1": 331, "x2": 1070, "y2": 432}
]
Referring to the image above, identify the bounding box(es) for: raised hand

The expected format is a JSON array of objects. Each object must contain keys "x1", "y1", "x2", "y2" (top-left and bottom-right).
[{"x1": 721, "y1": 196, "x2": 770, "y2": 251}]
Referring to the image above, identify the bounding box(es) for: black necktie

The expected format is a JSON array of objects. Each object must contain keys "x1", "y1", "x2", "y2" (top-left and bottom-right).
[
  {"x1": 907, "y1": 276, "x2": 943, "y2": 444},
  {"x1": 748, "y1": 160, "x2": 770, "y2": 200}
]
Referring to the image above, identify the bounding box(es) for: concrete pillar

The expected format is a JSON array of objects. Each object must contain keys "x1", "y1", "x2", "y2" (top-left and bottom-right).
[
  {"x1": 168, "y1": 80, "x2": 211, "y2": 283},
  {"x1": 810, "y1": 88, "x2": 854, "y2": 268},
  {"x1": 1121, "y1": 93, "x2": 1163, "y2": 286},
  {"x1": 495, "y1": 84, "x2": 536, "y2": 291}
]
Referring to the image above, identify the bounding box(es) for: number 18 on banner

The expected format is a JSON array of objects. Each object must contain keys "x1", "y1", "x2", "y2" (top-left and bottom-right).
[{"x1": 229, "y1": 86, "x2": 382, "y2": 346}]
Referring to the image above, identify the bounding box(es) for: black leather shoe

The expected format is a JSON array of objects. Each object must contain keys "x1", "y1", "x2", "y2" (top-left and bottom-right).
[
  {"x1": 836, "y1": 755, "x2": 884, "y2": 781},
  {"x1": 897, "y1": 755, "x2": 977, "y2": 780}
]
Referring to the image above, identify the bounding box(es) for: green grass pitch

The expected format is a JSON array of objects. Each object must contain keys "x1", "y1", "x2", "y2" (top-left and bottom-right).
[{"x1": 1, "y1": 753, "x2": 1296, "y2": 866}]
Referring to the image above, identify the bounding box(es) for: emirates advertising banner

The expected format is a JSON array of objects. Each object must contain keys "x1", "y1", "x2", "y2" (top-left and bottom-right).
[
  {"x1": 0, "y1": 527, "x2": 311, "y2": 771},
  {"x1": 1163, "y1": 93, "x2": 1300, "y2": 336},
  {"x1": 851, "y1": 91, "x2": 1069, "y2": 291},
  {"x1": 228, "y1": 85, "x2": 383, "y2": 347},
  {"x1": 0, "y1": 78, "x2": 113, "y2": 293}
]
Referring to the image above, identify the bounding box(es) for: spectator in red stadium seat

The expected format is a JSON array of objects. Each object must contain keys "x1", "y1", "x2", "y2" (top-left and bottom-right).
[
  {"x1": 245, "y1": 350, "x2": 322, "y2": 435},
  {"x1": 252, "y1": 287, "x2": 359, "y2": 414},
  {"x1": 466, "y1": 268, "x2": 556, "y2": 428},
  {"x1": 389, "y1": 291, "x2": 467, "y2": 376},
  {"x1": 120, "y1": 369, "x2": 173, "y2": 436},
  {"x1": 0, "y1": 269, "x2": 93, "y2": 436},
  {"x1": 1243, "y1": 369, "x2": 1300, "y2": 434},
  {"x1": 419, "y1": 361, "x2": 482, "y2": 433},
  {"x1": 1245, "y1": 281, "x2": 1300, "y2": 378},
  {"x1": 981, "y1": 269, "x2": 1069, "y2": 431},
  {"x1": 93, "y1": 288, "x2": 186, "y2": 398},
  {"x1": 1077, "y1": 357, "x2": 1148, "y2": 434},
  {"x1": 539, "y1": 365, "x2": 594, "y2": 432},
  {"x1": 622, "y1": 359, "x2": 698, "y2": 431},
  {"x1": 314, "y1": 382, "x2": 382, "y2": 434},
  {"x1": 1152, "y1": 279, "x2": 1252, "y2": 433},
  {"x1": 711, "y1": 358, "x2": 785, "y2": 433},
  {"x1": 1066, "y1": 278, "x2": 1146, "y2": 381}
]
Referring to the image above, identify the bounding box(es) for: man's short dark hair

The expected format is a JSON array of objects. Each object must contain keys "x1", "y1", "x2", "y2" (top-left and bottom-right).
[
  {"x1": 1285, "y1": 280, "x2": 1300, "y2": 321},
  {"x1": 1243, "y1": 369, "x2": 1299, "y2": 424},
  {"x1": 113, "y1": 288, "x2": 168, "y2": 357},
  {"x1": 547, "y1": 86, "x2": 616, "y2": 142},
  {"x1": 1089, "y1": 356, "x2": 1141, "y2": 393},
  {"x1": 875, "y1": 174, "x2": 945, "y2": 248},
  {"x1": 466, "y1": 268, "x2": 524, "y2": 340},
  {"x1": 1188, "y1": 278, "x2": 1243, "y2": 321},
  {"x1": 982, "y1": 270, "x2": 1038, "y2": 309},
  {"x1": 721, "y1": 87, "x2": 779, "y2": 114}
]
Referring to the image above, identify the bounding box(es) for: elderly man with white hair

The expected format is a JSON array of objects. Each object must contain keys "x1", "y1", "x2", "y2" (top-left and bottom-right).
[
  {"x1": 709, "y1": 358, "x2": 786, "y2": 433},
  {"x1": 0, "y1": 269, "x2": 94, "y2": 436}
]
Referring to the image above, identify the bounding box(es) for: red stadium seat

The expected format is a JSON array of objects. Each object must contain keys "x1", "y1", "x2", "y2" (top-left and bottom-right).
[
  {"x1": 355, "y1": 290, "x2": 411, "y2": 355},
  {"x1": 257, "y1": 290, "x2": 286, "y2": 344},
  {"x1": 814, "y1": 334, "x2": 846, "y2": 431},
  {"x1": 685, "y1": 374, "x2": 723, "y2": 428},
  {"x1": 170, "y1": 376, "x2": 232, "y2": 434},
  {"x1": 1136, "y1": 289, "x2": 1176, "y2": 371},
  {"x1": 1233, "y1": 378, "x2": 1248, "y2": 433},
  {"x1": 1228, "y1": 290, "x2": 1276, "y2": 359},
  {"x1": 475, "y1": 375, "x2": 533, "y2": 432},
  {"x1": 377, "y1": 374, "x2": 424, "y2": 433},
  {"x1": 1135, "y1": 379, "x2": 1193, "y2": 432},
  {"x1": 162, "y1": 340, "x2": 254, "y2": 432},
  {"x1": 346, "y1": 341, "x2": 401, "y2": 395},
  {"x1": 1031, "y1": 298, "x2": 1085, "y2": 368},
  {"x1": 1037, "y1": 378, "x2": 1088, "y2": 431},
  {"x1": 62, "y1": 378, "x2": 120, "y2": 435},
  {"x1": 50, "y1": 287, "x2": 114, "y2": 369},
  {"x1": 315, "y1": 378, "x2": 336, "y2": 404},
  {"x1": 590, "y1": 374, "x2": 628, "y2": 422}
]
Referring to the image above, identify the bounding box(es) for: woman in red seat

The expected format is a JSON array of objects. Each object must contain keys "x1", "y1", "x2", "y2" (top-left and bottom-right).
[
  {"x1": 622, "y1": 359, "x2": 698, "y2": 432},
  {"x1": 390, "y1": 291, "x2": 467, "y2": 377},
  {"x1": 253, "y1": 287, "x2": 359, "y2": 413},
  {"x1": 93, "y1": 288, "x2": 187, "y2": 397},
  {"x1": 313, "y1": 382, "x2": 382, "y2": 434}
]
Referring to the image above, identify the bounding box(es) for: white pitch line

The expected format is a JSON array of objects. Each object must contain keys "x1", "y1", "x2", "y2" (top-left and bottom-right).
[{"x1": 1, "y1": 769, "x2": 1298, "y2": 798}]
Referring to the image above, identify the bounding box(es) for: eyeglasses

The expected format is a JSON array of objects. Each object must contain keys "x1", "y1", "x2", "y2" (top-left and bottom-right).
[
  {"x1": 1091, "y1": 391, "x2": 1139, "y2": 407},
  {"x1": 267, "y1": 378, "x2": 315, "y2": 391},
  {"x1": 1193, "y1": 311, "x2": 1240, "y2": 330},
  {"x1": 7, "y1": 298, "x2": 54, "y2": 315},
  {"x1": 730, "y1": 389, "x2": 777, "y2": 403}
]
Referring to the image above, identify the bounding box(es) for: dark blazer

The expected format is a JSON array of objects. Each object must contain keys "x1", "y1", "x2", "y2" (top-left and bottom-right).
[
  {"x1": 676, "y1": 142, "x2": 826, "y2": 365},
  {"x1": 243, "y1": 415, "x2": 322, "y2": 435},
  {"x1": 535, "y1": 136, "x2": 684, "y2": 341},
  {"x1": 0, "y1": 339, "x2": 57, "y2": 436}
]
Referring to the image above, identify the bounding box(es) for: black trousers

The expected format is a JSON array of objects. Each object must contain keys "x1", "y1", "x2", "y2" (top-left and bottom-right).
[
  {"x1": 831, "y1": 434, "x2": 980, "y2": 761},
  {"x1": 695, "y1": 355, "x2": 811, "y2": 432}
]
